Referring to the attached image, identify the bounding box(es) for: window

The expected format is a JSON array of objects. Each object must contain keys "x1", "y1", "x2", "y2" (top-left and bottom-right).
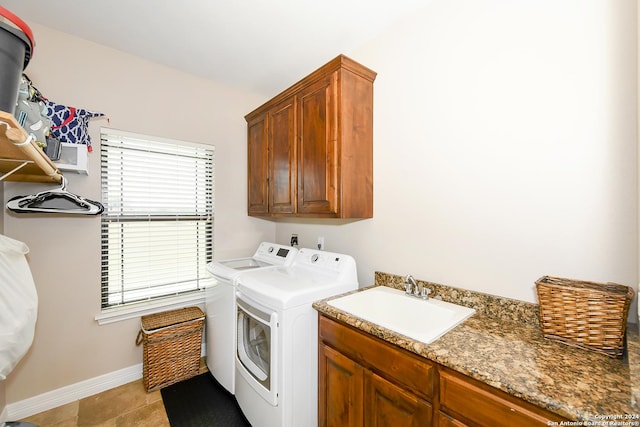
[{"x1": 100, "y1": 128, "x2": 214, "y2": 310}]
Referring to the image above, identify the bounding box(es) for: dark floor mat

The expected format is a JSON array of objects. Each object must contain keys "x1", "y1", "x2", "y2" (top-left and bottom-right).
[{"x1": 161, "y1": 373, "x2": 251, "y2": 427}]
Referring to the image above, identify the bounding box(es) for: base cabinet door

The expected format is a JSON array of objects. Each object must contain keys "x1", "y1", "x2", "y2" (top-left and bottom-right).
[
  {"x1": 365, "y1": 371, "x2": 432, "y2": 427},
  {"x1": 319, "y1": 344, "x2": 364, "y2": 427}
]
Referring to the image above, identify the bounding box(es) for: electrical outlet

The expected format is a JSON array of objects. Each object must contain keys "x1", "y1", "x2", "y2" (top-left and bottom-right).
[{"x1": 317, "y1": 236, "x2": 325, "y2": 250}]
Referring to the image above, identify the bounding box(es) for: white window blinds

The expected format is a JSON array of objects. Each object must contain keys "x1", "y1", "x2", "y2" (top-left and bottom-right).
[{"x1": 100, "y1": 129, "x2": 214, "y2": 309}]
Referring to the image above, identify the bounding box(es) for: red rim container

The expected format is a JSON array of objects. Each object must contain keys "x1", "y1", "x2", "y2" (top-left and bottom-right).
[{"x1": 0, "y1": 6, "x2": 35, "y2": 114}]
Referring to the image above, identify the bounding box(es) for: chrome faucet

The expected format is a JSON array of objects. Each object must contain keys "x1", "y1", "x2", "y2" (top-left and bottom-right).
[{"x1": 404, "y1": 274, "x2": 431, "y2": 300}]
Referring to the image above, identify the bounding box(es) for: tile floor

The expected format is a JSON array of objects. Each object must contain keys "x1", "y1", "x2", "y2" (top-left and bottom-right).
[{"x1": 18, "y1": 361, "x2": 209, "y2": 427}]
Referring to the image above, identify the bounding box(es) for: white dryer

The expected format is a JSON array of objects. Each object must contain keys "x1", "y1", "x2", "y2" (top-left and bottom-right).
[
  {"x1": 234, "y1": 248, "x2": 358, "y2": 427},
  {"x1": 205, "y1": 242, "x2": 297, "y2": 394}
]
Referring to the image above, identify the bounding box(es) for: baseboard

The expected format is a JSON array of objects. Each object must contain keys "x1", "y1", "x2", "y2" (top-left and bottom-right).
[
  {"x1": 4, "y1": 342, "x2": 206, "y2": 420},
  {"x1": 5, "y1": 363, "x2": 142, "y2": 421}
]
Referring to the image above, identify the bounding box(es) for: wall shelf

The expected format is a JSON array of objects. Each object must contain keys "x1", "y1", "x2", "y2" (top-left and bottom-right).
[{"x1": 0, "y1": 110, "x2": 62, "y2": 184}]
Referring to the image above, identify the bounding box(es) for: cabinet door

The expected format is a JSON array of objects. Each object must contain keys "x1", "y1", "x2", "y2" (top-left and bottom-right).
[
  {"x1": 319, "y1": 344, "x2": 364, "y2": 427},
  {"x1": 247, "y1": 112, "x2": 269, "y2": 215},
  {"x1": 296, "y1": 74, "x2": 338, "y2": 215},
  {"x1": 268, "y1": 96, "x2": 297, "y2": 214},
  {"x1": 364, "y1": 371, "x2": 433, "y2": 427}
]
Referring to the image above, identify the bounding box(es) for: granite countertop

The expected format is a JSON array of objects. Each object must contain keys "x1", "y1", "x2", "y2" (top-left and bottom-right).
[{"x1": 313, "y1": 272, "x2": 640, "y2": 422}]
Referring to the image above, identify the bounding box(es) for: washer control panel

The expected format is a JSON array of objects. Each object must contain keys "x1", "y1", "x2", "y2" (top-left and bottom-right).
[
  {"x1": 295, "y1": 248, "x2": 355, "y2": 275},
  {"x1": 254, "y1": 242, "x2": 298, "y2": 265}
]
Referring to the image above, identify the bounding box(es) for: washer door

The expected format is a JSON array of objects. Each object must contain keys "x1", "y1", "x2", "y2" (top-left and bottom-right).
[{"x1": 236, "y1": 292, "x2": 278, "y2": 406}]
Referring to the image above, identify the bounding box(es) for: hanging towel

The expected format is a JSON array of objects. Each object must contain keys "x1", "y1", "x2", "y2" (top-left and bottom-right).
[{"x1": 0, "y1": 234, "x2": 37, "y2": 380}]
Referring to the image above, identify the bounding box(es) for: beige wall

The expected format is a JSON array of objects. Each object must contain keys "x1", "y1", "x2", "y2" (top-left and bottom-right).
[
  {"x1": 277, "y1": 0, "x2": 639, "y2": 314},
  {"x1": 2, "y1": 22, "x2": 275, "y2": 403}
]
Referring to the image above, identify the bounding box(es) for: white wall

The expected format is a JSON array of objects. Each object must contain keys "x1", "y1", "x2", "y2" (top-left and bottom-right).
[
  {"x1": 2, "y1": 22, "x2": 275, "y2": 403},
  {"x1": 276, "y1": 0, "x2": 638, "y2": 313}
]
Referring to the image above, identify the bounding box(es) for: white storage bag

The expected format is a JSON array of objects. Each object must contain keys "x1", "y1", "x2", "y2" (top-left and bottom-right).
[{"x1": 0, "y1": 234, "x2": 37, "y2": 380}]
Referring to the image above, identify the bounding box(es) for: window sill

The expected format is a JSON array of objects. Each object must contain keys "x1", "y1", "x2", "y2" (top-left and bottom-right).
[{"x1": 95, "y1": 292, "x2": 206, "y2": 325}]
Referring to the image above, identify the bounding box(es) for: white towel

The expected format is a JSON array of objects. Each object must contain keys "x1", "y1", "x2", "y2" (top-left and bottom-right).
[{"x1": 0, "y1": 234, "x2": 37, "y2": 380}]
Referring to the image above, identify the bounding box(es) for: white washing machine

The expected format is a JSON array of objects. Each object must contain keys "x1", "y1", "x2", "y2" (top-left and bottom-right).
[
  {"x1": 234, "y1": 248, "x2": 358, "y2": 427},
  {"x1": 205, "y1": 242, "x2": 297, "y2": 394}
]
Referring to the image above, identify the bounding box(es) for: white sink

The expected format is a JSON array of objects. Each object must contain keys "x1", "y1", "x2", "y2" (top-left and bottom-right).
[{"x1": 328, "y1": 286, "x2": 476, "y2": 344}]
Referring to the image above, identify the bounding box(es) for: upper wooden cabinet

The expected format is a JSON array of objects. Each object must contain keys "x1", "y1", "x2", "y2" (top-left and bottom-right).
[{"x1": 245, "y1": 55, "x2": 376, "y2": 218}]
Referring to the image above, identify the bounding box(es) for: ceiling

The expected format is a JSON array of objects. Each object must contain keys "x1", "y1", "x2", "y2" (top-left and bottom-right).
[{"x1": 2, "y1": 0, "x2": 426, "y2": 97}]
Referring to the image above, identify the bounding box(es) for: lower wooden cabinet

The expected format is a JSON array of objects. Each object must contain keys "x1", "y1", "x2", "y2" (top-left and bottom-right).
[
  {"x1": 319, "y1": 315, "x2": 569, "y2": 427},
  {"x1": 319, "y1": 315, "x2": 434, "y2": 427}
]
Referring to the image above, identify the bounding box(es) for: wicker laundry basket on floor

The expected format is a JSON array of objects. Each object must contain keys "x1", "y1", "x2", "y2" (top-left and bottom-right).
[
  {"x1": 535, "y1": 276, "x2": 634, "y2": 358},
  {"x1": 136, "y1": 306, "x2": 205, "y2": 391}
]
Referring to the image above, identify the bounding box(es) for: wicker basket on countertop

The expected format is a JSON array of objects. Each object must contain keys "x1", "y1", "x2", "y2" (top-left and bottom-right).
[
  {"x1": 535, "y1": 276, "x2": 634, "y2": 358},
  {"x1": 136, "y1": 306, "x2": 205, "y2": 391}
]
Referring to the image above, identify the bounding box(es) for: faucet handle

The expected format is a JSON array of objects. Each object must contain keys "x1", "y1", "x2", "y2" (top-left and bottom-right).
[{"x1": 421, "y1": 287, "x2": 431, "y2": 300}]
